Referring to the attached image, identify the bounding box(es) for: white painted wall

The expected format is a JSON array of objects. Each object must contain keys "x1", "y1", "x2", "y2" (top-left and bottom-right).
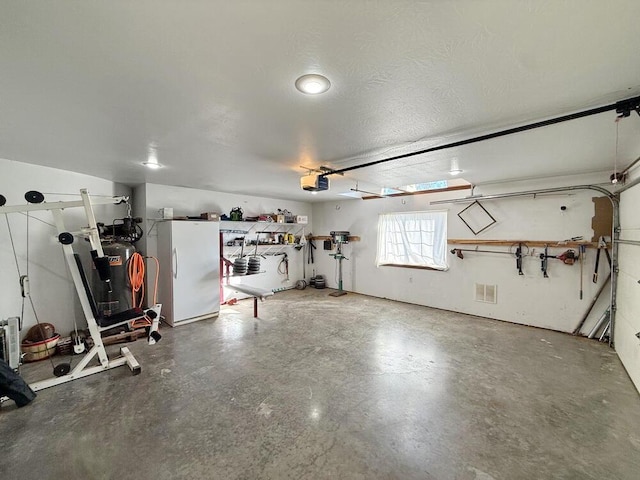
[
  {"x1": 135, "y1": 183, "x2": 313, "y2": 302},
  {"x1": 311, "y1": 173, "x2": 612, "y2": 333},
  {"x1": 616, "y1": 172, "x2": 640, "y2": 392},
  {"x1": 0, "y1": 159, "x2": 131, "y2": 337}
]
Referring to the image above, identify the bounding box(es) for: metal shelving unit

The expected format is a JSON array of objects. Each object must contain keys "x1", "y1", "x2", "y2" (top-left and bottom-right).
[{"x1": 220, "y1": 221, "x2": 306, "y2": 257}]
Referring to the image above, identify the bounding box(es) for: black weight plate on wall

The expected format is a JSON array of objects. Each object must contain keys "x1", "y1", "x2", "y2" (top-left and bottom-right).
[
  {"x1": 58, "y1": 232, "x2": 75, "y2": 245},
  {"x1": 24, "y1": 191, "x2": 45, "y2": 204}
]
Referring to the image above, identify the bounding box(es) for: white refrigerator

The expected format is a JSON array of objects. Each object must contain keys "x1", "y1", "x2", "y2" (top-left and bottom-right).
[{"x1": 157, "y1": 220, "x2": 220, "y2": 326}]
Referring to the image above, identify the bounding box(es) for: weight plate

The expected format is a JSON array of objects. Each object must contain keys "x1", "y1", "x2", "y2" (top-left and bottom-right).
[
  {"x1": 53, "y1": 363, "x2": 71, "y2": 377},
  {"x1": 58, "y1": 232, "x2": 75, "y2": 245},
  {"x1": 0, "y1": 194, "x2": 6, "y2": 206},
  {"x1": 24, "y1": 190, "x2": 45, "y2": 204}
]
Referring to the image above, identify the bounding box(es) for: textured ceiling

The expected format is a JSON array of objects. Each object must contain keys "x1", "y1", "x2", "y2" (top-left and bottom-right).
[{"x1": 1, "y1": 1, "x2": 640, "y2": 201}]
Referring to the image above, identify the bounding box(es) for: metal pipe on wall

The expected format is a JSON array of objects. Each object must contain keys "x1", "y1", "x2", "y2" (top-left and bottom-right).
[
  {"x1": 588, "y1": 309, "x2": 610, "y2": 339},
  {"x1": 616, "y1": 239, "x2": 640, "y2": 247},
  {"x1": 429, "y1": 184, "x2": 614, "y2": 205},
  {"x1": 620, "y1": 155, "x2": 640, "y2": 177},
  {"x1": 616, "y1": 175, "x2": 640, "y2": 194}
]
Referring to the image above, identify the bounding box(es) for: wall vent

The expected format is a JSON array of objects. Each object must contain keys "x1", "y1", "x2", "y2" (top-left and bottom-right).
[{"x1": 475, "y1": 283, "x2": 497, "y2": 304}]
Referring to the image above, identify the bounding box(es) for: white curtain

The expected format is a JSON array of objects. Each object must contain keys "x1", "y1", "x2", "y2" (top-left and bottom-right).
[{"x1": 376, "y1": 211, "x2": 448, "y2": 270}]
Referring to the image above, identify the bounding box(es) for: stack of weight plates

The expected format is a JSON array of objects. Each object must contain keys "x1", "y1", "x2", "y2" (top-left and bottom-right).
[
  {"x1": 314, "y1": 275, "x2": 326, "y2": 289},
  {"x1": 233, "y1": 257, "x2": 247, "y2": 275},
  {"x1": 247, "y1": 256, "x2": 261, "y2": 275}
]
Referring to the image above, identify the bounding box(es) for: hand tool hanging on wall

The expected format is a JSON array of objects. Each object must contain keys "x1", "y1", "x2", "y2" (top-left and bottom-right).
[
  {"x1": 540, "y1": 245, "x2": 549, "y2": 278},
  {"x1": 579, "y1": 244, "x2": 586, "y2": 299},
  {"x1": 307, "y1": 233, "x2": 316, "y2": 265},
  {"x1": 539, "y1": 248, "x2": 576, "y2": 277},
  {"x1": 516, "y1": 243, "x2": 524, "y2": 275},
  {"x1": 555, "y1": 249, "x2": 577, "y2": 265},
  {"x1": 592, "y1": 236, "x2": 611, "y2": 283},
  {"x1": 277, "y1": 253, "x2": 289, "y2": 281}
]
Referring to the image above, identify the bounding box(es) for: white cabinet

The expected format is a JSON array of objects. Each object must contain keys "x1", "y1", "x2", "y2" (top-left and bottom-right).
[{"x1": 157, "y1": 220, "x2": 220, "y2": 326}]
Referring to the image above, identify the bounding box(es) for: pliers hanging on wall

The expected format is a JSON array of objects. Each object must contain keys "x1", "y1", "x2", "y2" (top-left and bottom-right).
[
  {"x1": 592, "y1": 236, "x2": 611, "y2": 284},
  {"x1": 307, "y1": 234, "x2": 316, "y2": 264}
]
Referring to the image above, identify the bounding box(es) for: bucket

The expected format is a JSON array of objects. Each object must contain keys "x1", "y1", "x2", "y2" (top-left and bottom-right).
[{"x1": 21, "y1": 334, "x2": 60, "y2": 362}]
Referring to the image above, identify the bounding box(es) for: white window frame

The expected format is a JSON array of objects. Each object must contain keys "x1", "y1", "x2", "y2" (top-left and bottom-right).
[{"x1": 376, "y1": 210, "x2": 448, "y2": 270}]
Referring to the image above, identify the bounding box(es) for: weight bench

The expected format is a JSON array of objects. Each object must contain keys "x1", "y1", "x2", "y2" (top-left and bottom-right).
[{"x1": 227, "y1": 284, "x2": 274, "y2": 318}]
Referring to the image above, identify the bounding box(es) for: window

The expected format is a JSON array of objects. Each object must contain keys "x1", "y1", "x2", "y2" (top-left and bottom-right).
[
  {"x1": 376, "y1": 210, "x2": 448, "y2": 270},
  {"x1": 381, "y1": 180, "x2": 448, "y2": 196}
]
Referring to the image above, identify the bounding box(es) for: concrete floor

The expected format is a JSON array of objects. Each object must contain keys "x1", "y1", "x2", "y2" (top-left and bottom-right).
[{"x1": 1, "y1": 289, "x2": 640, "y2": 479}]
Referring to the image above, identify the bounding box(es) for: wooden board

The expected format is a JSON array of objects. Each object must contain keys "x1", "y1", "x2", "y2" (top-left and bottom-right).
[
  {"x1": 591, "y1": 196, "x2": 613, "y2": 242},
  {"x1": 101, "y1": 328, "x2": 147, "y2": 346}
]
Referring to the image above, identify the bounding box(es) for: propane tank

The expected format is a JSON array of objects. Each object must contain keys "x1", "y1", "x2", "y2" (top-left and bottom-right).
[{"x1": 91, "y1": 241, "x2": 136, "y2": 317}]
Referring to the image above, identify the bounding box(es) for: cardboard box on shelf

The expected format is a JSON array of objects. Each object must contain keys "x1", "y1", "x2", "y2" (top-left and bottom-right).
[
  {"x1": 159, "y1": 208, "x2": 173, "y2": 219},
  {"x1": 200, "y1": 212, "x2": 220, "y2": 221}
]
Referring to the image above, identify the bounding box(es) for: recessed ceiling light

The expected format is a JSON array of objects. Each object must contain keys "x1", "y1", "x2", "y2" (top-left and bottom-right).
[
  {"x1": 295, "y1": 74, "x2": 331, "y2": 95},
  {"x1": 143, "y1": 143, "x2": 163, "y2": 169},
  {"x1": 449, "y1": 158, "x2": 462, "y2": 176},
  {"x1": 142, "y1": 161, "x2": 162, "y2": 169}
]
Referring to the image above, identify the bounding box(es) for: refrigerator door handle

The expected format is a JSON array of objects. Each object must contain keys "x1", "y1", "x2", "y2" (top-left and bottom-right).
[{"x1": 173, "y1": 247, "x2": 178, "y2": 279}]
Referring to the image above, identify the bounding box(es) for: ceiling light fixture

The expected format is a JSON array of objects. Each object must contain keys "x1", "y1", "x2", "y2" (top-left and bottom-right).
[
  {"x1": 142, "y1": 143, "x2": 163, "y2": 169},
  {"x1": 295, "y1": 74, "x2": 331, "y2": 95},
  {"x1": 449, "y1": 157, "x2": 462, "y2": 176}
]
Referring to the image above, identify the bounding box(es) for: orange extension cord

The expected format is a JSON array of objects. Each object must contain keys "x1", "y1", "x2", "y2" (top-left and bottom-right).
[
  {"x1": 128, "y1": 253, "x2": 160, "y2": 328},
  {"x1": 129, "y1": 252, "x2": 145, "y2": 308}
]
